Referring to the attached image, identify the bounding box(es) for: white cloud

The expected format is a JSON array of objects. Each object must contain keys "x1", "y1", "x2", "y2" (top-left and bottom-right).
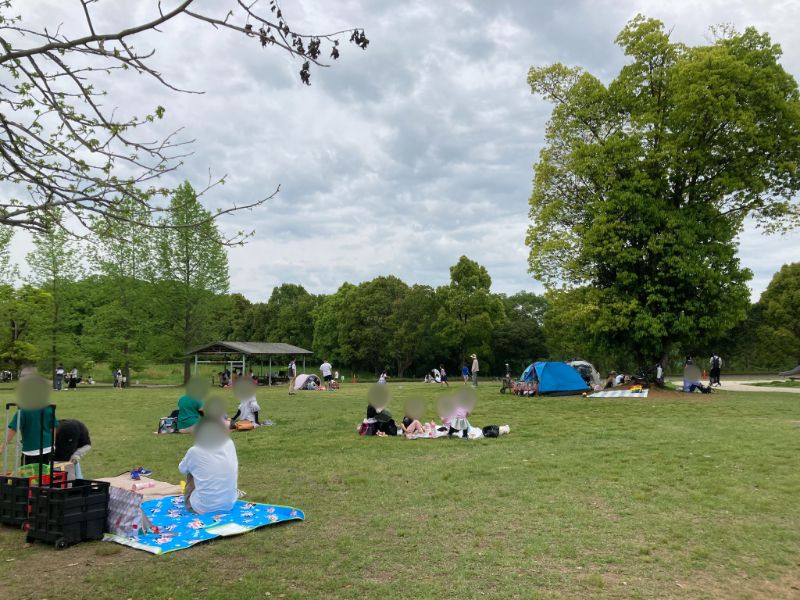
[{"x1": 6, "y1": 0, "x2": 800, "y2": 302}]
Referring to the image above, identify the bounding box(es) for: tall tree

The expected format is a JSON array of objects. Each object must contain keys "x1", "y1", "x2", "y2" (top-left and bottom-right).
[
  {"x1": 527, "y1": 17, "x2": 800, "y2": 367},
  {"x1": 433, "y1": 256, "x2": 506, "y2": 372},
  {"x1": 491, "y1": 291, "x2": 549, "y2": 374},
  {"x1": 26, "y1": 211, "x2": 83, "y2": 380},
  {"x1": 0, "y1": 1, "x2": 369, "y2": 236},
  {"x1": 759, "y1": 263, "x2": 800, "y2": 365},
  {"x1": 389, "y1": 284, "x2": 439, "y2": 377},
  {"x1": 85, "y1": 198, "x2": 156, "y2": 378},
  {"x1": 156, "y1": 182, "x2": 229, "y2": 382}
]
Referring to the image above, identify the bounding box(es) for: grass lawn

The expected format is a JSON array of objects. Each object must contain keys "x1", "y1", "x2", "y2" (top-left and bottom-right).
[{"x1": 1, "y1": 382, "x2": 799, "y2": 599}]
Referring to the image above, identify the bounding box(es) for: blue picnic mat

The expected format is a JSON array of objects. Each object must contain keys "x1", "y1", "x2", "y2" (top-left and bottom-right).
[{"x1": 104, "y1": 495, "x2": 304, "y2": 554}]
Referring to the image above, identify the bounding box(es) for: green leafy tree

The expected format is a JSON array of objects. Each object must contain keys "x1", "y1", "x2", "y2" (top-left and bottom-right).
[
  {"x1": 85, "y1": 198, "x2": 157, "y2": 379},
  {"x1": 26, "y1": 210, "x2": 84, "y2": 380},
  {"x1": 433, "y1": 256, "x2": 506, "y2": 372},
  {"x1": 337, "y1": 276, "x2": 409, "y2": 373},
  {"x1": 312, "y1": 283, "x2": 356, "y2": 368},
  {"x1": 759, "y1": 263, "x2": 800, "y2": 365},
  {"x1": 527, "y1": 17, "x2": 800, "y2": 366},
  {"x1": 389, "y1": 284, "x2": 439, "y2": 377},
  {"x1": 256, "y1": 284, "x2": 319, "y2": 349},
  {"x1": 155, "y1": 182, "x2": 229, "y2": 382},
  {"x1": 492, "y1": 291, "x2": 549, "y2": 374}
]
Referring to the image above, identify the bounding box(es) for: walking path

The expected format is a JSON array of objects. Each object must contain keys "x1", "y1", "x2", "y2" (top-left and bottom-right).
[{"x1": 669, "y1": 379, "x2": 800, "y2": 394}]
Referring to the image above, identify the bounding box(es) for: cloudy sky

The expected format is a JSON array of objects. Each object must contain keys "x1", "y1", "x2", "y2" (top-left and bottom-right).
[{"x1": 10, "y1": 0, "x2": 800, "y2": 301}]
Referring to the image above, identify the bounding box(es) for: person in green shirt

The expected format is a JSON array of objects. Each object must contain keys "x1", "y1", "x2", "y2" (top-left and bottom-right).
[
  {"x1": 177, "y1": 394, "x2": 204, "y2": 433},
  {"x1": 2, "y1": 406, "x2": 58, "y2": 465}
]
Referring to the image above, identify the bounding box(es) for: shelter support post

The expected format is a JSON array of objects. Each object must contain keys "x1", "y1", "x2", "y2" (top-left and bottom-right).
[
  {"x1": 269, "y1": 358, "x2": 272, "y2": 385},
  {"x1": 193, "y1": 354, "x2": 198, "y2": 375}
]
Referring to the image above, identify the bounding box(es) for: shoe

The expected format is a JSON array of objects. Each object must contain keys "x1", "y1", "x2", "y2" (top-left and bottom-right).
[{"x1": 138, "y1": 467, "x2": 153, "y2": 476}]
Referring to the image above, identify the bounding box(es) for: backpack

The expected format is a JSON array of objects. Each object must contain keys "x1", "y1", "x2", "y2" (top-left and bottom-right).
[{"x1": 482, "y1": 425, "x2": 500, "y2": 438}]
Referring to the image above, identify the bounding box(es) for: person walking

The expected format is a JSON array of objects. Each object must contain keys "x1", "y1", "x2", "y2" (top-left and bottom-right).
[
  {"x1": 440, "y1": 364, "x2": 449, "y2": 387},
  {"x1": 470, "y1": 354, "x2": 479, "y2": 387},
  {"x1": 288, "y1": 358, "x2": 297, "y2": 395},
  {"x1": 709, "y1": 353, "x2": 723, "y2": 386},
  {"x1": 461, "y1": 364, "x2": 470, "y2": 385},
  {"x1": 320, "y1": 359, "x2": 334, "y2": 390},
  {"x1": 54, "y1": 363, "x2": 65, "y2": 391}
]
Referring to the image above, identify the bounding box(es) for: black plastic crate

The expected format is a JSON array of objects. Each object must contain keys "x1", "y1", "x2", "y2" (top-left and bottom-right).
[
  {"x1": 0, "y1": 474, "x2": 31, "y2": 527},
  {"x1": 25, "y1": 479, "x2": 110, "y2": 549}
]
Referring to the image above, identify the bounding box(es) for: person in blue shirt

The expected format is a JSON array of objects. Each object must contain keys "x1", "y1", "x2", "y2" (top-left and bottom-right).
[{"x1": 461, "y1": 364, "x2": 470, "y2": 385}]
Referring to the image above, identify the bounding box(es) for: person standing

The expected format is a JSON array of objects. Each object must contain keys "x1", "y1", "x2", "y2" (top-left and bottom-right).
[
  {"x1": 54, "y1": 363, "x2": 65, "y2": 391},
  {"x1": 68, "y1": 366, "x2": 79, "y2": 390},
  {"x1": 470, "y1": 354, "x2": 479, "y2": 387},
  {"x1": 440, "y1": 364, "x2": 449, "y2": 387},
  {"x1": 461, "y1": 364, "x2": 470, "y2": 385},
  {"x1": 320, "y1": 359, "x2": 334, "y2": 390},
  {"x1": 709, "y1": 353, "x2": 723, "y2": 386},
  {"x1": 287, "y1": 358, "x2": 297, "y2": 396}
]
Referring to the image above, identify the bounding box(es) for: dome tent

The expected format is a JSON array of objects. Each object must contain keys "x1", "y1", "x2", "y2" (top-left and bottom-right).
[
  {"x1": 534, "y1": 362, "x2": 589, "y2": 396},
  {"x1": 294, "y1": 374, "x2": 321, "y2": 390}
]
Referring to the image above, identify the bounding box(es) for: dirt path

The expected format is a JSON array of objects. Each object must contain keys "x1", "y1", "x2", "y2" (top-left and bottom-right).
[{"x1": 669, "y1": 379, "x2": 800, "y2": 394}]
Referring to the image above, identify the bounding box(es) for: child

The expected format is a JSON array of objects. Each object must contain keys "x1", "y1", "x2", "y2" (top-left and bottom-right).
[
  {"x1": 377, "y1": 370, "x2": 388, "y2": 385},
  {"x1": 448, "y1": 404, "x2": 471, "y2": 439},
  {"x1": 401, "y1": 415, "x2": 424, "y2": 437}
]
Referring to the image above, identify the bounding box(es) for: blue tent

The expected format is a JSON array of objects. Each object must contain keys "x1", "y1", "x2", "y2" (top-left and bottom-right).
[{"x1": 534, "y1": 362, "x2": 589, "y2": 395}]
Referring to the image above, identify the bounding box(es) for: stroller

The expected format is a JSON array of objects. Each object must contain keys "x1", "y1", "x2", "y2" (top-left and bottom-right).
[{"x1": 511, "y1": 363, "x2": 538, "y2": 397}]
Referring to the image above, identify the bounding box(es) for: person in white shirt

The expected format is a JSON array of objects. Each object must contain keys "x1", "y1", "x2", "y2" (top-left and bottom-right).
[
  {"x1": 55, "y1": 364, "x2": 65, "y2": 391},
  {"x1": 614, "y1": 373, "x2": 625, "y2": 386},
  {"x1": 470, "y1": 354, "x2": 480, "y2": 387},
  {"x1": 432, "y1": 368, "x2": 441, "y2": 383},
  {"x1": 231, "y1": 395, "x2": 261, "y2": 427},
  {"x1": 320, "y1": 360, "x2": 333, "y2": 389},
  {"x1": 179, "y1": 420, "x2": 238, "y2": 514},
  {"x1": 287, "y1": 359, "x2": 297, "y2": 396}
]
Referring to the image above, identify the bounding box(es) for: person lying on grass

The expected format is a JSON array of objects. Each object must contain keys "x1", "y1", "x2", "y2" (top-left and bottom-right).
[{"x1": 179, "y1": 418, "x2": 238, "y2": 514}]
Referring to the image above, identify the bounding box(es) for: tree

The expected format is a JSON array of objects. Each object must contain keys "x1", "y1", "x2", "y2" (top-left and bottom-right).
[
  {"x1": 336, "y1": 276, "x2": 409, "y2": 373},
  {"x1": 433, "y1": 256, "x2": 506, "y2": 372},
  {"x1": 0, "y1": 225, "x2": 17, "y2": 281},
  {"x1": 253, "y1": 284, "x2": 318, "y2": 349},
  {"x1": 0, "y1": 0, "x2": 369, "y2": 236},
  {"x1": 491, "y1": 291, "x2": 548, "y2": 374},
  {"x1": 84, "y1": 197, "x2": 157, "y2": 378},
  {"x1": 527, "y1": 17, "x2": 800, "y2": 367},
  {"x1": 389, "y1": 284, "x2": 439, "y2": 377},
  {"x1": 759, "y1": 263, "x2": 800, "y2": 364},
  {"x1": 312, "y1": 283, "x2": 355, "y2": 368},
  {"x1": 26, "y1": 210, "x2": 84, "y2": 380},
  {"x1": 155, "y1": 182, "x2": 229, "y2": 381}
]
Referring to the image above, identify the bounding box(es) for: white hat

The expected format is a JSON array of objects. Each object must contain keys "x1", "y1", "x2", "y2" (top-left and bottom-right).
[{"x1": 470, "y1": 354, "x2": 477, "y2": 359}]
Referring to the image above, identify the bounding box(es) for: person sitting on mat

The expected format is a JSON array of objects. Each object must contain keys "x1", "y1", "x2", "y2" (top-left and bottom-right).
[
  {"x1": 230, "y1": 394, "x2": 261, "y2": 428},
  {"x1": 177, "y1": 391, "x2": 204, "y2": 433},
  {"x1": 53, "y1": 419, "x2": 91, "y2": 479},
  {"x1": 179, "y1": 419, "x2": 238, "y2": 514}
]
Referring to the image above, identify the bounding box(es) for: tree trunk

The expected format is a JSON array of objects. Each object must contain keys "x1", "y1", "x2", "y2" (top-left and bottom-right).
[{"x1": 183, "y1": 358, "x2": 191, "y2": 385}]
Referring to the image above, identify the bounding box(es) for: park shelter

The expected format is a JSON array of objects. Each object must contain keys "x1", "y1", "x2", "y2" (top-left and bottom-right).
[
  {"x1": 187, "y1": 341, "x2": 313, "y2": 383},
  {"x1": 534, "y1": 362, "x2": 590, "y2": 396}
]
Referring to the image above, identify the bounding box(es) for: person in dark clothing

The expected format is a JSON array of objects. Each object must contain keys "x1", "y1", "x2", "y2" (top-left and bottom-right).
[
  {"x1": 709, "y1": 353, "x2": 723, "y2": 386},
  {"x1": 54, "y1": 419, "x2": 92, "y2": 478},
  {"x1": 366, "y1": 404, "x2": 397, "y2": 436}
]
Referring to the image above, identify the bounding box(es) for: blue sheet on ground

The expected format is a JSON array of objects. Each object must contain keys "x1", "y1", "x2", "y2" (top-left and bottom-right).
[{"x1": 104, "y1": 495, "x2": 304, "y2": 554}]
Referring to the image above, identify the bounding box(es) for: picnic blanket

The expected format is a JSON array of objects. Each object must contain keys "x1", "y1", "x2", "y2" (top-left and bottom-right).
[
  {"x1": 588, "y1": 389, "x2": 649, "y2": 398},
  {"x1": 104, "y1": 495, "x2": 304, "y2": 554}
]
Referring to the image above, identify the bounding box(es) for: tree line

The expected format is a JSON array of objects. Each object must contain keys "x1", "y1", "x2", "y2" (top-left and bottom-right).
[{"x1": 0, "y1": 182, "x2": 797, "y2": 381}]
